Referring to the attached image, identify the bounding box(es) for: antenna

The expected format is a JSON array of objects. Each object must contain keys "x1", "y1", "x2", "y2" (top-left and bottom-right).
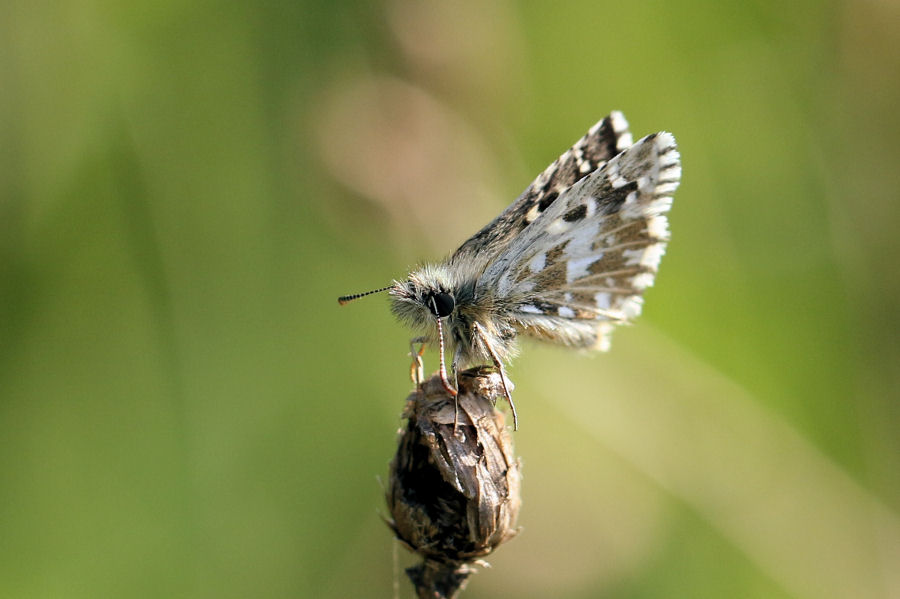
[{"x1": 337, "y1": 285, "x2": 392, "y2": 305}]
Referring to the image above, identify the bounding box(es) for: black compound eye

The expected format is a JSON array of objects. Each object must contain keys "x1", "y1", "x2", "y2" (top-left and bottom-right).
[{"x1": 426, "y1": 291, "x2": 455, "y2": 318}]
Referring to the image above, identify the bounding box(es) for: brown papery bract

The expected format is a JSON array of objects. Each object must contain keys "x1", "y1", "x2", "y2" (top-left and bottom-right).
[{"x1": 385, "y1": 368, "x2": 522, "y2": 599}]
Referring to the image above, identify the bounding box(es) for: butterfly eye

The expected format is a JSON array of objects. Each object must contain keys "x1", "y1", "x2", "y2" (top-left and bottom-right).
[{"x1": 426, "y1": 292, "x2": 455, "y2": 318}]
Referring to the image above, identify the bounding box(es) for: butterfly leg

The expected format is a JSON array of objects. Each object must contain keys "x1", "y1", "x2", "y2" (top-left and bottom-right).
[
  {"x1": 408, "y1": 337, "x2": 427, "y2": 385},
  {"x1": 434, "y1": 318, "x2": 458, "y2": 396},
  {"x1": 433, "y1": 317, "x2": 461, "y2": 432},
  {"x1": 473, "y1": 322, "x2": 519, "y2": 431},
  {"x1": 451, "y1": 346, "x2": 466, "y2": 431}
]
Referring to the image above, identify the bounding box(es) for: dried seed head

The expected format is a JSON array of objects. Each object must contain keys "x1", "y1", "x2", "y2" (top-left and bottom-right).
[{"x1": 386, "y1": 368, "x2": 522, "y2": 597}]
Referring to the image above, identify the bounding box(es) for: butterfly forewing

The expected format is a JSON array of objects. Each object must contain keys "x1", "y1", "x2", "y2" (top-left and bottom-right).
[
  {"x1": 449, "y1": 112, "x2": 633, "y2": 269},
  {"x1": 484, "y1": 131, "x2": 681, "y2": 350}
]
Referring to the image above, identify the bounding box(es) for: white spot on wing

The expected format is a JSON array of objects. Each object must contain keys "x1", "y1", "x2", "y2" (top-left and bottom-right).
[
  {"x1": 594, "y1": 292, "x2": 611, "y2": 310},
  {"x1": 640, "y1": 243, "x2": 666, "y2": 269},
  {"x1": 562, "y1": 222, "x2": 597, "y2": 258},
  {"x1": 610, "y1": 111, "x2": 632, "y2": 149},
  {"x1": 520, "y1": 304, "x2": 543, "y2": 314},
  {"x1": 647, "y1": 215, "x2": 669, "y2": 239},
  {"x1": 567, "y1": 256, "x2": 596, "y2": 283},
  {"x1": 664, "y1": 164, "x2": 682, "y2": 180},
  {"x1": 548, "y1": 218, "x2": 572, "y2": 234},
  {"x1": 558, "y1": 306, "x2": 575, "y2": 318},
  {"x1": 593, "y1": 322, "x2": 615, "y2": 351},
  {"x1": 621, "y1": 296, "x2": 644, "y2": 318},
  {"x1": 610, "y1": 166, "x2": 629, "y2": 189},
  {"x1": 648, "y1": 196, "x2": 673, "y2": 216},
  {"x1": 632, "y1": 272, "x2": 656, "y2": 290},
  {"x1": 655, "y1": 132, "x2": 678, "y2": 154},
  {"x1": 529, "y1": 252, "x2": 546, "y2": 273}
]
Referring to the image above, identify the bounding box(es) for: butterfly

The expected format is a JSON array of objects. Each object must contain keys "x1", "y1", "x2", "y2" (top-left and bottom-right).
[{"x1": 339, "y1": 112, "x2": 681, "y2": 429}]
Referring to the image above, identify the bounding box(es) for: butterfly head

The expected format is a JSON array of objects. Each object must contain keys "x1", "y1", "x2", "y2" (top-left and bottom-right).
[{"x1": 388, "y1": 264, "x2": 467, "y2": 334}]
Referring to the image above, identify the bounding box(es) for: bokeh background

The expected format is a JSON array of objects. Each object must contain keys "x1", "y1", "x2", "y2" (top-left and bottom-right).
[{"x1": 2, "y1": 1, "x2": 899, "y2": 598}]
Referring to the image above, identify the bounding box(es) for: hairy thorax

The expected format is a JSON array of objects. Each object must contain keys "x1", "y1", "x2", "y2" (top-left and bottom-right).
[{"x1": 389, "y1": 264, "x2": 519, "y2": 369}]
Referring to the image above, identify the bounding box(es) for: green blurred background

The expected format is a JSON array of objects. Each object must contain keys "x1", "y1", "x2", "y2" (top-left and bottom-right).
[{"x1": 2, "y1": 1, "x2": 898, "y2": 598}]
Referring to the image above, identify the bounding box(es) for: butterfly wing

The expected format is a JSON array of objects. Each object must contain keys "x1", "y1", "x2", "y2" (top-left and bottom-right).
[
  {"x1": 479, "y1": 131, "x2": 681, "y2": 351},
  {"x1": 449, "y1": 112, "x2": 633, "y2": 270}
]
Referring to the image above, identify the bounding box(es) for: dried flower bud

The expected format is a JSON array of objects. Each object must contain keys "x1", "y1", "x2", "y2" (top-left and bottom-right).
[{"x1": 386, "y1": 368, "x2": 522, "y2": 598}]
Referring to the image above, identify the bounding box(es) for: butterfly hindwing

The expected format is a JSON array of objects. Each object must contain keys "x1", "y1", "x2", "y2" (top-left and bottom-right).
[{"x1": 484, "y1": 131, "x2": 681, "y2": 350}]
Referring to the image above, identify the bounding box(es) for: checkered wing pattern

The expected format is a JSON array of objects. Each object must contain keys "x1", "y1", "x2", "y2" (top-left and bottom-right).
[{"x1": 481, "y1": 132, "x2": 681, "y2": 351}]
